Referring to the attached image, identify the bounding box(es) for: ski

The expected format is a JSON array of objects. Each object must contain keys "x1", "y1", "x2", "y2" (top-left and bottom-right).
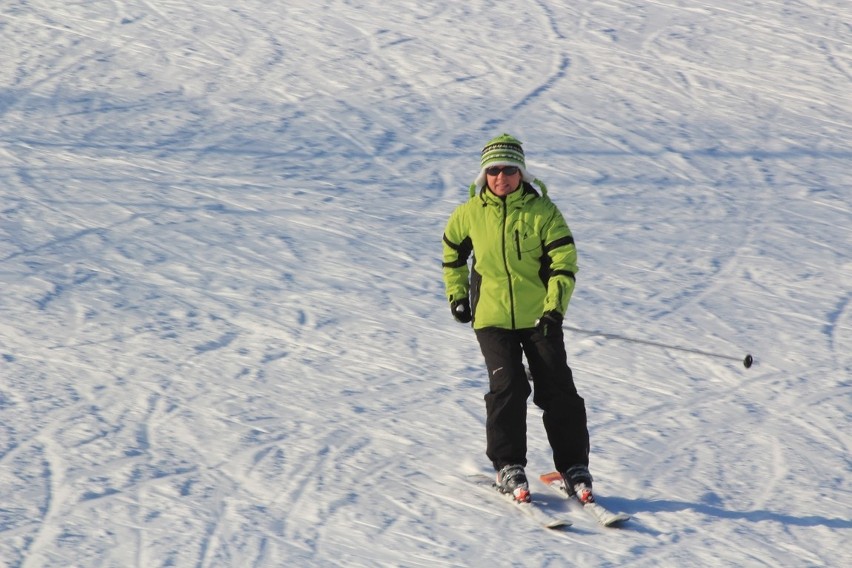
[
  {"x1": 466, "y1": 473, "x2": 572, "y2": 529},
  {"x1": 539, "y1": 472, "x2": 631, "y2": 527}
]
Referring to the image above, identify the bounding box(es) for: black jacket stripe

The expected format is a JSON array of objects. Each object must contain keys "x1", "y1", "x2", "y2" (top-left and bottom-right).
[
  {"x1": 543, "y1": 235, "x2": 575, "y2": 253},
  {"x1": 443, "y1": 234, "x2": 462, "y2": 251},
  {"x1": 443, "y1": 235, "x2": 473, "y2": 268},
  {"x1": 443, "y1": 258, "x2": 468, "y2": 269},
  {"x1": 551, "y1": 269, "x2": 576, "y2": 281}
]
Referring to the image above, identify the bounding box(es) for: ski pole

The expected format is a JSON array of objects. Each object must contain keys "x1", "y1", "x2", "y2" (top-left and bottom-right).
[{"x1": 562, "y1": 326, "x2": 754, "y2": 369}]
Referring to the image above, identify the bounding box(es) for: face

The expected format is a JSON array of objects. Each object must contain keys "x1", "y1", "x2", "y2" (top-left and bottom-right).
[{"x1": 485, "y1": 165, "x2": 522, "y2": 197}]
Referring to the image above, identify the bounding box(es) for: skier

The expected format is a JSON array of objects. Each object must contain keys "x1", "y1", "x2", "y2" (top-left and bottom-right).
[{"x1": 442, "y1": 134, "x2": 593, "y2": 504}]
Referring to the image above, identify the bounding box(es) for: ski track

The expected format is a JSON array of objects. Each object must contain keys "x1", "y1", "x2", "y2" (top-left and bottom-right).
[{"x1": 1, "y1": 0, "x2": 850, "y2": 566}]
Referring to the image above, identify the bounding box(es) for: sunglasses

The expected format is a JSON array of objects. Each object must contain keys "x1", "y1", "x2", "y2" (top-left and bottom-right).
[{"x1": 485, "y1": 165, "x2": 520, "y2": 176}]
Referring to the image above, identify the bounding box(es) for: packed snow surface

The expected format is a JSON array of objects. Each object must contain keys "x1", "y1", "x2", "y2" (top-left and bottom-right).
[{"x1": 1, "y1": 0, "x2": 850, "y2": 566}]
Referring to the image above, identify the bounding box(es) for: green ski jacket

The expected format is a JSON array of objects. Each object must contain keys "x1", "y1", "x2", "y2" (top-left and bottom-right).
[{"x1": 442, "y1": 181, "x2": 578, "y2": 330}]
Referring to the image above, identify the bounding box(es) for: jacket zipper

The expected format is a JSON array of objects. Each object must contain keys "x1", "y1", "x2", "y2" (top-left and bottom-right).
[
  {"x1": 501, "y1": 200, "x2": 516, "y2": 329},
  {"x1": 514, "y1": 230, "x2": 522, "y2": 261}
]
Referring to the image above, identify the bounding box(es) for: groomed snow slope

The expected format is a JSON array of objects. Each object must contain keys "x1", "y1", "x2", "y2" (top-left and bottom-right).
[{"x1": 1, "y1": 1, "x2": 850, "y2": 566}]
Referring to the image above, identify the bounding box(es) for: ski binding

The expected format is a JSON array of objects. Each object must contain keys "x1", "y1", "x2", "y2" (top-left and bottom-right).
[
  {"x1": 467, "y1": 473, "x2": 572, "y2": 529},
  {"x1": 539, "y1": 471, "x2": 631, "y2": 527}
]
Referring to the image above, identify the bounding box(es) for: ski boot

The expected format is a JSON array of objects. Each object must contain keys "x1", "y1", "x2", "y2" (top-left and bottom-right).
[
  {"x1": 562, "y1": 464, "x2": 594, "y2": 504},
  {"x1": 496, "y1": 464, "x2": 531, "y2": 503}
]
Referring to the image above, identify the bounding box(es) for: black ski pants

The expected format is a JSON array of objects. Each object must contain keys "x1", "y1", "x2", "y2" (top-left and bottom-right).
[{"x1": 475, "y1": 326, "x2": 590, "y2": 473}]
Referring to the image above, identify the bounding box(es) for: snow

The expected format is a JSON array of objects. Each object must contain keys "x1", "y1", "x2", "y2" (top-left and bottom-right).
[{"x1": 1, "y1": 0, "x2": 850, "y2": 565}]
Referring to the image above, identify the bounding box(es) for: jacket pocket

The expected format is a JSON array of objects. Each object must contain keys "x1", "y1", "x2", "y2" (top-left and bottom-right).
[{"x1": 513, "y1": 227, "x2": 541, "y2": 259}]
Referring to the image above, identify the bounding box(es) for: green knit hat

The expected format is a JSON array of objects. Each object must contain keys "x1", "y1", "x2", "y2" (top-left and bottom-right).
[
  {"x1": 472, "y1": 133, "x2": 537, "y2": 194},
  {"x1": 480, "y1": 133, "x2": 526, "y2": 170}
]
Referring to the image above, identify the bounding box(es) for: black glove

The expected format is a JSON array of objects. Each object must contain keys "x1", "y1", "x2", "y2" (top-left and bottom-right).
[
  {"x1": 536, "y1": 310, "x2": 563, "y2": 337},
  {"x1": 451, "y1": 298, "x2": 472, "y2": 323}
]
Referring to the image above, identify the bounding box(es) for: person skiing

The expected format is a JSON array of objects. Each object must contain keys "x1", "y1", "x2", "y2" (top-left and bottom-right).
[{"x1": 442, "y1": 134, "x2": 593, "y2": 504}]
